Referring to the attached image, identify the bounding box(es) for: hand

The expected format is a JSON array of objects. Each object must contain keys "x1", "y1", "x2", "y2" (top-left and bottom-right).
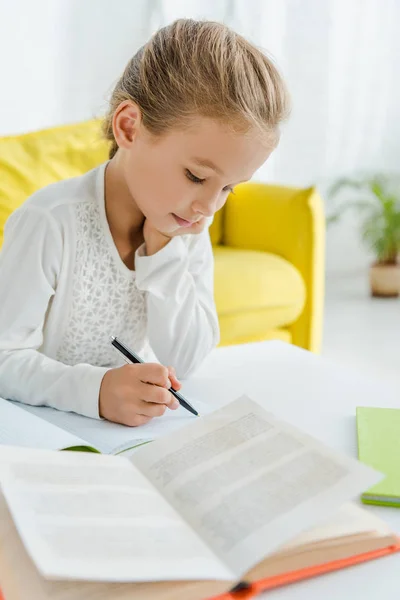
[
  {"x1": 99, "y1": 363, "x2": 182, "y2": 427},
  {"x1": 167, "y1": 365, "x2": 181, "y2": 391},
  {"x1": 143, "y1": 217, "x2": 207, "y2": 256}
]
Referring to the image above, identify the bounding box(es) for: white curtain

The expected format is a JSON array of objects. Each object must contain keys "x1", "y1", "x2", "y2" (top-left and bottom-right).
[{"x1": 1, "y1": 0, "x2": 399, "y2": 271}]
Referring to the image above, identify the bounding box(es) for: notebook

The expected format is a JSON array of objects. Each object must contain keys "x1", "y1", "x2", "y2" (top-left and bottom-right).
[
  {"x1": 0, "y1": 395, "x2": 398, "y2": 600},
  {"x1": 0, "y1": 395, "x2": 211, "y2": 457},
  {"x1": 357, "y1": 406, "x2": 400, "y2": 507}
]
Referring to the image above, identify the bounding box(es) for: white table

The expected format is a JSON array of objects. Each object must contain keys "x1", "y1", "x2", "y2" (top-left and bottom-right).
[{"x1": 182, "y1": 341, "x2": 400, "y2": 599}]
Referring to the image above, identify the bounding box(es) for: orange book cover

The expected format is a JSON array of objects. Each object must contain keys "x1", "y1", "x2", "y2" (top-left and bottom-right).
[
  {"x1": 210, "y1": 541, "x2": 400, "y2": 599},
  {"x1": 0, "y1": 542, "x2": 399, "y2": 600}
]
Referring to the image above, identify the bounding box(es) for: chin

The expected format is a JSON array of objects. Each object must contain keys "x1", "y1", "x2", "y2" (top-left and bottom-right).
[
  {"x1": 151, "y1": 215, "x2": 179, "y2": 235},
  {"x1": 165, "y1": 214, "x2": 181, "y2": 232}
]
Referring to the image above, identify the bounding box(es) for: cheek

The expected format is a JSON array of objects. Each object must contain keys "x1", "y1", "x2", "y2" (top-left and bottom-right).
[
  {"x1": 127, "y1": 170, "x2": 193, "y2": 232},
  {"x1": 125, "y1": 169, "x2": 166, "y2": 216},
  {"x1": 145, "y1": 175, "x2": 190, "y2": 215},
  {"x1": 216, "y1": 193, "x2": 229, "y2": 213}
]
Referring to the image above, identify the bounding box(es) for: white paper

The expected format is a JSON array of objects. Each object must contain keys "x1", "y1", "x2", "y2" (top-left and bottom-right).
[
  {"x1": 0, "y1": 447, "x2": 232, "y2": 582},
  {"x1": 133, "y1": 395, "x2": 382, "y2": 576},
  {"x1": 0, "y1": 398, "x2": 88, "y2": 450}
]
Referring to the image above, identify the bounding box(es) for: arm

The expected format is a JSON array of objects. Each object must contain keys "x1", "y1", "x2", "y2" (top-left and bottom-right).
[
  {"x1": 135, "y1": 228, "x2": 220, "y2": 378},
  {"x1": 0, "y1": 207, "x2": 107, "y2": 418},
  {"x1": 222, "y1": 183, "x2": 325, "y2": 352}
]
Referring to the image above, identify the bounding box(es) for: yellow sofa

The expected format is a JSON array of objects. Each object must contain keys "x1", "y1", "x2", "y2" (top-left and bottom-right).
[{"x1": 0, "y1": 120, "x2": 325, "y2": 352}]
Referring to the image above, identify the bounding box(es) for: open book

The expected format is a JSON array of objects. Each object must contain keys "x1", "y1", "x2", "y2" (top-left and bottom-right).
[
  {"x1": 0, "y1": 396, "x2": 398, "y2": 600},
  {"x1": 0, "y1": 395, "x2": 210, "y2": 456}
]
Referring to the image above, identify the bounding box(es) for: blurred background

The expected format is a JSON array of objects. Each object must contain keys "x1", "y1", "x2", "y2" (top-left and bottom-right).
[{"x1": 1, "y1": 0, "x2": 399, "y2": 384}]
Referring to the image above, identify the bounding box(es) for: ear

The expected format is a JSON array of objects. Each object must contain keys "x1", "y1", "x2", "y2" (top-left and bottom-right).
[{"x1": 112, "y1": 100, "x2": 142, "y2": 151}]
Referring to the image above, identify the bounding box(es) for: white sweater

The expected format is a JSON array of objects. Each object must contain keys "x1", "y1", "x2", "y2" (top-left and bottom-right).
[{"x1": 0, "y1": 163, "x2": 219, "y2": 418}]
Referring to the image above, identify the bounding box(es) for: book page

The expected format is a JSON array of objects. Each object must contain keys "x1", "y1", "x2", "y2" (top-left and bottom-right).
[
  {"x1": 0, "y1": 398, "x2": 89, "y2": 450},
  {"x1": 133, "y1": 395, "x2": 382, "y2": 577},
  {"x1": 0, "y1": 446, "x2": 232, "y2": 583},
  {"x1": 14, "y1": 396, "x2": 212, "y2": 454},
  {"x1": 280, "y1": 502, "x2": 391, "y2": 551},
  {"x1": 0, "y1": 494, "x2": 230, "y2": 600}
]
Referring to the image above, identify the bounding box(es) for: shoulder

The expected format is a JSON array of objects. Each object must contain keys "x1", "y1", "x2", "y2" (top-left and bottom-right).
[
  {"x1": 6, "y1": 163, "x2": 106, "y2": 238},
  {"x1": 22, "y1": 163, "x2": 105, "y2": 216}
]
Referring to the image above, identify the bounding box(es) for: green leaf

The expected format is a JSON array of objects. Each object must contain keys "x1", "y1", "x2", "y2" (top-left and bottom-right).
[
  {"x1": 370, "y1": 179, "x2": 388, "y2": 204},
  {"x1": 328, "y1": 172, "x2": 400, "y2": 261}
]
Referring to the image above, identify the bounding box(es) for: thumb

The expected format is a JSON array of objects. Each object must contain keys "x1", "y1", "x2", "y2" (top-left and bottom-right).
[{"x1": 167, "y1": 366, "x2": 181, "y2": 390}]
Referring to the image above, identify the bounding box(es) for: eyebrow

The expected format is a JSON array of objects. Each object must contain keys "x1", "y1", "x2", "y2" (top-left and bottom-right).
[{"x1": 192, "y1": 157, "x2": 224, "y2": 176}]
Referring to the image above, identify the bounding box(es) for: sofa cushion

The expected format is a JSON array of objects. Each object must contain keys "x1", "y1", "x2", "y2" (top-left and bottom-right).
[
  {"x1": 218, "y1": 321, "x2": 292, "y2": 346},
  {"x1": 213, "y1": 245, "x2": 306, "y2": 335},
  {"x1": 208, "y1": 205, "x2": 224, "y2": 246},
  {"x1": 0, "y1": 120, "x2": 108, "y2": 247}
]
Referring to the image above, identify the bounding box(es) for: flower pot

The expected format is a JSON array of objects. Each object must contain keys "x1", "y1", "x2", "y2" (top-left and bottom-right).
[{"x1": 369, "y1": 263, "x2": 400, "y2": 297}]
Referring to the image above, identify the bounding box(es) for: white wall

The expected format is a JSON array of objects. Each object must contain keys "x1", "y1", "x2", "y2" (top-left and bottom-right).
[
  {"x1": 0, "y1": 0, "x2": 155, "y2": 135},
  {"x1": 0, "y1": 1, "x2": 67, "y2": 135},
  {"x1": 1, "y1": 0, "x2": 399, "y2": 274}
]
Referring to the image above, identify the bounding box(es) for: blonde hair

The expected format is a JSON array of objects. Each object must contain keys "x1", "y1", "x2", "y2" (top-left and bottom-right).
[{"x1": 103, "y1": 19, "x2": 290, "y2": 159}]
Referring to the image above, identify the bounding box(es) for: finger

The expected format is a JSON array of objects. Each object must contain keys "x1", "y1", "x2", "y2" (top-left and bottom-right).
[
  {"x1": 170, "y1": 376, "x2": 181, "y2": 390},
  {"x1": 168, "y1": 395, "x2": 180, "y2": 410},
  {"x1": 134, "y1": 363, "x2": 171, "y2": 388},
  {"x1": 138, "y1": 381, "x2": 174, "y2": 405},
  {"x1": 137, "y1": 401, "x2": 168, "y2": 418},
  {"x1": 124, "y1": 413, "x2": 153, "y2": 427},
  {"x1": 167, "y1": 366, "x2": 181, "y2": 390}
]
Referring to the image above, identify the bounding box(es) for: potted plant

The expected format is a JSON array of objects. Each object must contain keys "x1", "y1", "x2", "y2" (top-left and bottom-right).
[{"x1": 327, "y1": 174, "x2": 400, "y2": 297}]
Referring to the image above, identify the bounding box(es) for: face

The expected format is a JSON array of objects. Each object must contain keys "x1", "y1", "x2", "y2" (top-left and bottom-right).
[{"x1": 115, "y1": 104, "x2": 275, "y2": 235}]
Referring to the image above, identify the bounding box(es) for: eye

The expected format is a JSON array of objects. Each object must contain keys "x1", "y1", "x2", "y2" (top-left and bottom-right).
[
  {"x1": 186, "y1": 169, "x2": 235, "y2": 194},
  {"x1": 186, "y1": 169, "x2": 205, "y2": 184}
]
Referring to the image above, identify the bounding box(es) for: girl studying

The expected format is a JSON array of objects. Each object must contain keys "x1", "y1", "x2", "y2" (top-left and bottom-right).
[{"x1": 0, "y1": 19, "x2": 289, "y2": 426}]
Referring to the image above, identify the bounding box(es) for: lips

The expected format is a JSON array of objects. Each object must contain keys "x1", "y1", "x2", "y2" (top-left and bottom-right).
[{"x1": 172, "y1": 214, "x2": 196, "y2": 228}]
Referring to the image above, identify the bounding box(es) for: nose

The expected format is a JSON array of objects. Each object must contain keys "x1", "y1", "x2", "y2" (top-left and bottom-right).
[{"x1": 191, "y1": 191, "x2": 221, "y2": 218}]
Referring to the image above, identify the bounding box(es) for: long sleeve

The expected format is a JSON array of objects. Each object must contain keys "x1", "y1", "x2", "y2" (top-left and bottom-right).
[
  {"x1": 135, "y1": 228, "x2": 220, "y2": 378},
  {"x1": 0, "y1": 207, "x2": 107, "y2": 418}
]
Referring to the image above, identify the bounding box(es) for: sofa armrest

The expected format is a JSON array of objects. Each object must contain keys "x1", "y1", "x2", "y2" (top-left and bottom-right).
[{"x1": 222, "y1": 182, "x2": 325, "y2": 353}]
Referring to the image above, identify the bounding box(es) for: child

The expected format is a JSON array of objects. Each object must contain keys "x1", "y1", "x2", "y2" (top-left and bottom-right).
[{"x1": 0, "y1": 19, "x2": 289, "y2": 426}]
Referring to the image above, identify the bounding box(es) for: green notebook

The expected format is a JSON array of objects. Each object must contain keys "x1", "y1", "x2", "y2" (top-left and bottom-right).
[{"x1": 356, "y1": 406, "x2": 400, "y2": 507}]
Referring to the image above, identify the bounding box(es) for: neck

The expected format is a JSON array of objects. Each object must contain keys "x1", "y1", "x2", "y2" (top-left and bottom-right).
[{"x1": 104, "y1": 154, "x2": 145, "y2": 244}]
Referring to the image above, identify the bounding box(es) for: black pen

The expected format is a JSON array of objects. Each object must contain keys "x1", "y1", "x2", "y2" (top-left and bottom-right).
[{"x1": 110, "y1": 336, "x2": 199, "y2": 417}]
